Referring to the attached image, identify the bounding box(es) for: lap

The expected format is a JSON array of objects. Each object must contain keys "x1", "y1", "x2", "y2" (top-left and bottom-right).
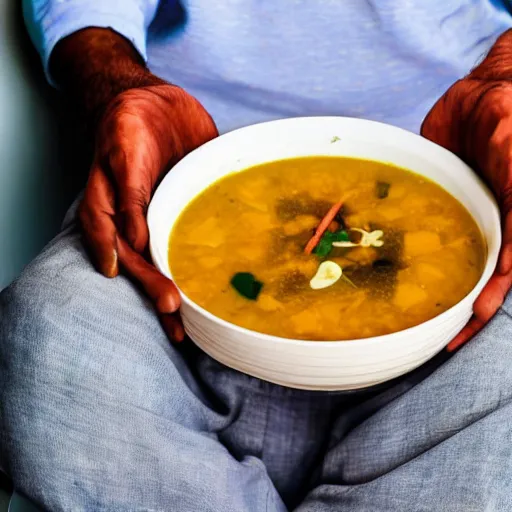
[
  {"x1": 3, "y1": 203, "x2": 512, "y2": 511},
  {"x1": 0, "y1": 215, "x2": 285, "y2": 511},
  {"x1": 299, "y1": 303, "x2": 512, "y2": 511}
]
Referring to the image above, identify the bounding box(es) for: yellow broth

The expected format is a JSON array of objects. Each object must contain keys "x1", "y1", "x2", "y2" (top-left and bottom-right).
[{"x1": 169, "y1": 157, "x2": 485, "y2": 341}]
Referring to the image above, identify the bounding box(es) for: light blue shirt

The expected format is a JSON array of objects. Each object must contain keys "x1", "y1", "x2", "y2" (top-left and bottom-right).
[{"x1": 23, "y1": 0, "x2": 512, "y2": 134}]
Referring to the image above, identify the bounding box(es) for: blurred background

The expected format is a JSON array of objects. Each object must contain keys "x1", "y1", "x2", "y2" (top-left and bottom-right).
[{"x1": 0, "y1": 0, "x2": 86, "y2": 290}]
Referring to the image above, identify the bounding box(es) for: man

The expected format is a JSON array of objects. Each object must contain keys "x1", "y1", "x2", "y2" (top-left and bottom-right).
[{"x1": 3, "y1": 0, "x2": 512, "y2": 510}]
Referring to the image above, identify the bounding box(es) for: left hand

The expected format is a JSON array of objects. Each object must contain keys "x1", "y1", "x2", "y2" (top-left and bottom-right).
[{"x1": 421, "y1": 29, "x2": 512, "y2": 351}]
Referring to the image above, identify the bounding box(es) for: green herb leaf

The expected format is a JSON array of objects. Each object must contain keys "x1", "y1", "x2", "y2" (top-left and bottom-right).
[
  {"x1": 313, "y1": 230, "x2": 349, "y2": 258},
  {"x1": 230, "y1": 272, "x2": 263, "y2": 300},
  {"x1": 376, "y1": 181, "x2": 391, "y2": 199},
  {"x1": 331, "y1": 230, "x2": 350, "y2": 242},
  {"x1": 330, "y1": 135, "x2": 341, "y2": 143},
  {"x1": 313, "y1": 237, "x2": 333, "y2": 257}
]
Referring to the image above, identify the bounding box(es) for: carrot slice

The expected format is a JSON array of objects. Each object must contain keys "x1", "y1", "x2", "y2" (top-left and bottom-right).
[{"x1": 304, "y1": 200, "x2": 344, "y2": 255}]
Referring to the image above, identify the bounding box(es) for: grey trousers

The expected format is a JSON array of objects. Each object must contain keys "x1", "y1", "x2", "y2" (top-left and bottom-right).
[{"x1": 1, "y1": 203, "x2": 511, "y2": 511}]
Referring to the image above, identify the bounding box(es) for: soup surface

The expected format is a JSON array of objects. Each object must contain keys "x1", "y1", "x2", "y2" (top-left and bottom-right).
[{"x1": 169, "y1": 157, "x2": 485, "y2": 340}]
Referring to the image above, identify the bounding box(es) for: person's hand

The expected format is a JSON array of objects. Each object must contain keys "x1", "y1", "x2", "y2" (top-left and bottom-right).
[
  {"x1": 80, "y1": 85, "x2": 217, "y2": 341},
  {"x1": 50, "y1": 28, "x2": 217, "y2": 341},
  {"x1": 421, "y1": 29, "x2": 512, "y2": 351}
]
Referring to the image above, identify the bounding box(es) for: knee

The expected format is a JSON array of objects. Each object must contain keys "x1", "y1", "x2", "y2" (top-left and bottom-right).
[
  {"x1": 0, "y1": 269, "x2": 68, "y2": 382},
  {"x1": 0, "y1": 237, "x2": 112, "y2": 381},
  {"x1": 0, "y1": 240, "x2": 172, "y2": 402}
]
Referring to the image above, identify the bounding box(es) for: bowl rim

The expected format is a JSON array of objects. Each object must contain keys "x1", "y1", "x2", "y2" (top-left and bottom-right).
[{"x1": 148, "y1": 116, "x2": 501, "y2": 348}]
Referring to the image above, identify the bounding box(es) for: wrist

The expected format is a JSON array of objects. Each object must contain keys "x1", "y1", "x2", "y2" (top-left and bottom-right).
[
  {"x1": 49, "y1": 28, "x2": 166, "y2": 126},
  {"x1": 469, "y1": 28, "x2": 512, "y2": 82}
]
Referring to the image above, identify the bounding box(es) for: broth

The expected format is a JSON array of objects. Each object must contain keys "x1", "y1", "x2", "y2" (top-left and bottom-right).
[{"x1": 169, "y1": 156, "x2": 485, "y2": 341}]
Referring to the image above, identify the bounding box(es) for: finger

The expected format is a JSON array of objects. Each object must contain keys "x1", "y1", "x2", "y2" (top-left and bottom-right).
[
  {"x1": 108, "y1": 146, "x2": 151, "y2": 253},
  {"x1": 474, "y1": 270, "x2": 512, "y2": 320},
  {"x1": 160, "y1": 312, "x2": 185, "y2": 343},
  {"x1": 116, "y1": 236, "x2": 181, "y2": 314},
  {"x1": 487, "y1": 119, "x2": 512, "y2": 275},
  {"x1": 499, "y1": 209, "x2": 512, "y2": 275},
  {"x1": 79, "y1": 165, "x2": 119, "y2": 277},
  {"x1": 447, "y1": 270, "x2": 512, "y2": 351},
  {"x1": 119, "y1": 189, "x2": 150, "y2": 254},
  {"x1": 447, "y1": 315, "x2": 486, "y2": 352}
]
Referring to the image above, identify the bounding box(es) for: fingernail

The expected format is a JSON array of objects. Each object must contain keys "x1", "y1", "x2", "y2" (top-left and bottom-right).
[
  {"x1": 103, "y1": 249, "x2": 119, "y2": 278},
  {"x1": 172, "y1": 323, "x2": 185, "y2": 342}
]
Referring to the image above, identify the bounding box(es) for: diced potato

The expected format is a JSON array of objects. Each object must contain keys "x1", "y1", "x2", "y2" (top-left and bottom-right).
[
  {"x1": 270, "y1": 259, "x2": 319, "y2": 280},
  {"x1": 388, "y1": 184, "x2": 406, "y2": 199},
  {"x1": 378, "y1": 207, "x2": 404, "y2": 221},
  {"x1": 404, "y1": 231, "x2": 441, "y2": 259},
  {"x1": 257, "y1": 293, "x2": 284, "y2": 312},
  {"x1": 283, "y1": 215, "x2": 319, "y2": 236},
  {"x1": 239, "y1": 199, "x2": 268, "y2": 212},
  {"x1": 239, "y1": 211, "x2": 274, "y2": 233},
  {"x1": 393, "y1": 283, "x2": 428, "y2": 310},
  {"x1": 396, "y1": 267, "x2": 414, "y2": 284},
  {"x1": 445, "y1": 237, "x2": 471, "y2": 250},
  {"x1": 317, "y1": 302, "x2": 344, "y2": 319},
  {"x1": 187, "y1": 217, "x2": 225, "y2": 247},
  {"x1": 400, "y1": 195, "x2": 429, "y2": 213},
  {"x1": 346, "y1": 182, "x2": 374, "y2": 202},
  {"x1": 237, "y1": 244, "x2": 265, "y2": 262},
  {"x1": 346, "y1": 214, "x2": 372, "y2": 229},
  {"x1": 289, "y1": 309, "x2": 319, "y2": 335},
  {"x1": 197, "y1": 256, "x2": 223, "y2": 269},
  {"x1": 237, "y1": 181, "x2": 269, "y2": 211},
  {"x1": 329, "y1": 256, "x2": 356, "y2": 268},
  {"x1": 346, "y1": 247, "x2": 378, "y2": 266},
  {"x1": 414, "y1": 262, "x2": 445, "y2": 282},
  {"x1": 418, "y1": 216, "x2": 455, "y2": 233},
  {"x1": 344, "y1": 291, "x2": 367, "y2": 313}
]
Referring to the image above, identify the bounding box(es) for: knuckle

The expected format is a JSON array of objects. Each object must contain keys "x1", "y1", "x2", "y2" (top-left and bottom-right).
[{"x1": 121, "y1": 185, "x2": 149, "y2": 213}]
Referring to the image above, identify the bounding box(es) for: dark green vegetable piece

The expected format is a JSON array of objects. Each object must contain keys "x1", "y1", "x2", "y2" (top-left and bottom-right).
[
  {"x1": 331, "y1": 230, "x2": 350, "y2": 242},
  {"x1": 230, "y1": 272, "x2": 263, "y2": 300},
  {"x1": 313, "y1": 236, "x2": 333, "y2": 258},
  {"x1": 376, "y1": 181, "x2": 391, "y2": 199},
  {"x1": 313, "y1": 230, "x2": 349, "y2": 258}
]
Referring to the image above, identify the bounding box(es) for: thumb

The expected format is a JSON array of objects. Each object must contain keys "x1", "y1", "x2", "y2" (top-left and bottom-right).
[{"x1": 117, "y1": 236, "x2": 181, "y2": 314}]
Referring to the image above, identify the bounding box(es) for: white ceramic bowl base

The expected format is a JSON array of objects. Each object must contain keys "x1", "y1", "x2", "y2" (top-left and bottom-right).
[{"x1": 148, "y1": 117, "x2": 501, "y2": 391}]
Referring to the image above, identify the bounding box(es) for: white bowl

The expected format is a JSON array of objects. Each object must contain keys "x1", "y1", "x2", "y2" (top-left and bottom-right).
[{"x1": 148, "y1": 117, "x2": 501, "y2": 391}]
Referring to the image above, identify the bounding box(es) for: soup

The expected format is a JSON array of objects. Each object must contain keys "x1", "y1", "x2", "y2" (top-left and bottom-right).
[{"x1": 169, "y1": 156, "x2": 485, "y2": 341}]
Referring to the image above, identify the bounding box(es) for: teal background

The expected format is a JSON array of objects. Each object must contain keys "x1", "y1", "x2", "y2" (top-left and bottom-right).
[
  {"x1": 0, "y1": 0, "x2": 85, "y2": 290},
  {"x1": 0, "y1": 0, "x2": 84, "y2": 505}
]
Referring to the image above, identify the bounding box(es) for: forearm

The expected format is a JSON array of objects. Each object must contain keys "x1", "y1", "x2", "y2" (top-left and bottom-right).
[
  {"x1": 23, "y1": 0, "x2": 162, "y2": 124},
  {"x1": 49, "y1": 28, "x2": 166, "y2": 127}
]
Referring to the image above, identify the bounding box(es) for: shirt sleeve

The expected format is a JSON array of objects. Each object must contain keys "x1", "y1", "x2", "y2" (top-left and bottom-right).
[{"x1": 22, "y1": 0, "x2": 160, "y2": 85}]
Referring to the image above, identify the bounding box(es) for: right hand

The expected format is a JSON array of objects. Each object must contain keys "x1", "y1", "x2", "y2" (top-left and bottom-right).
[
  {"x1": 79, "y1": 84, "x2": 218, "y2": 341},
  {"x1": 51, "y1": 28, "x2": 218, "y2": 341}
]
